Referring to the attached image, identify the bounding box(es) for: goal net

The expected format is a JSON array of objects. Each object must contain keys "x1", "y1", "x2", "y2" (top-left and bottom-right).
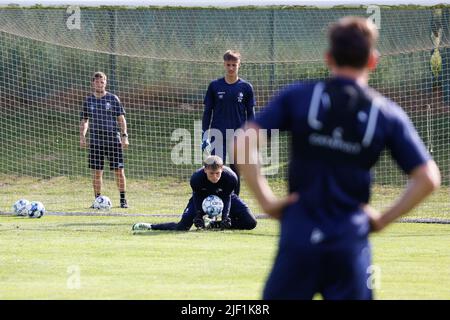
[{"x1": 0, "y1": 5, "x2": 449, "y2": 221}]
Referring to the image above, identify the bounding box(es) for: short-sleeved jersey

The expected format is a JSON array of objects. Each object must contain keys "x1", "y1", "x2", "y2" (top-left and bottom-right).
[
  {"x1": 254, "y1": 77, "x2": 431, "y2": 242},
  {"x1": 203, "y1": 77, "x2": 255, "y2": 133},
  {"x1": 81, "y1": 92, "x2": 125, "y2": 144},
  {"x1": 190, "y1": 166, "x2": 238, "y2": 218}
]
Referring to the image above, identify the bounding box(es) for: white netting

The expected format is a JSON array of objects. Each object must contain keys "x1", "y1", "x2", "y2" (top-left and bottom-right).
[{"x1": 0, "y1": 6, "x2": 449, "y2": 219}]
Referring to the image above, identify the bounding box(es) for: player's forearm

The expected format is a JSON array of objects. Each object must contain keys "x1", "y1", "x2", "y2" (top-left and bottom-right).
[
  {"x1": 247, "y1": 105, "x2": 255, "y2": 121},
  {"x1": 118, "y1": 115, "x2": 128, "y2": 135},
  {"x1": 222, "y1": 196, "x2": 231, "y2": 218},
  {"x1": 240, "y1": 163, "x2": 277, "y2": 215},
  {"x1": 235, "y1": 122, "x2": 277, "y2": 214},
  {"x1": 192, "y1": 192, "x2": 204, "y2": 215},
  {"x1": 380, "y1": 160, "x2": 440, "y2": 227},
  {"x1": 79, "y1": 120, "x2": 88, "y2": 137},
  {"x1": 202, "y1": 105, "x2": 213, "y2": 133}
]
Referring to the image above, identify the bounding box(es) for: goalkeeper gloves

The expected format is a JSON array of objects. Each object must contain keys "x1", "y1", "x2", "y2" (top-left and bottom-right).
[
  {"x1": 193, "y1": 212, "x2": 205, "y2": 229},
  {"x1": 220, "y1": 217, "x2": 232, "y2": 229},
  {"x1": 201, "y1": 138, "x2": 211, "y2": 152}
]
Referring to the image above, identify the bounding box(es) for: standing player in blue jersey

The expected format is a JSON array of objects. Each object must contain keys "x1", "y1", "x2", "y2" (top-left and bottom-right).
[
  {"x1": 236, "y1": 17, "x2": 441, "y2": 300},
  {"x1": 80, "y1": 71, "x2": 130, "y2": 208},
  {"x1": 202, "y1": 50, "x2": 256, "y2": 195},
  {"x1": 131, "y1": 156, "x2": 257, "y2": 232}
]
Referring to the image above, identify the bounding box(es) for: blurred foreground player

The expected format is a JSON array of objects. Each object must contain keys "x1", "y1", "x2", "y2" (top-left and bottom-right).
[{"x1": 236, "y1": 17, "x2": 440, "y2": 299}]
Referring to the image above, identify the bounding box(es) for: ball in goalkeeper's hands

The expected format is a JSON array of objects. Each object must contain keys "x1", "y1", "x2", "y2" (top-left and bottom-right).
[
  {"x1": 202, "y1": 195, "x2": 223, "y2": 218},
  {"x1": 193, "y1": 213, "x2": 205, "y2": 228},
  {"x1": 220, "y1": 217, "x2": 232, "y2": 229}
]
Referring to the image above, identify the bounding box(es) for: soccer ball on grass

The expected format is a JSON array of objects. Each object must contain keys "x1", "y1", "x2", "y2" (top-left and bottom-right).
[
  {"x1": 26, "y1": 201, "x2": 45, "y2": 218},
  {"x1": 93, "y1": 195, "x2": 112, "y2": 210},
  {"x1": 12, "y1": 199, "x2": 30, "y2": 216}
]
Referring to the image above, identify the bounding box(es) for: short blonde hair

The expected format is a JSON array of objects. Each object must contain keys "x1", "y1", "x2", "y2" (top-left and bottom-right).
[
  {"x1": 203, "y1": 155, "x2": 224, "y2": 170},
  {"x1": 92, "y1": 71, "x2": 107, "y2": 81}
]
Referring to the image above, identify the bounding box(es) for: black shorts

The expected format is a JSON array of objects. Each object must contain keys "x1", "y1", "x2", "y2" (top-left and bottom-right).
[{"x1": 89, "y1": 141, "x2": 124, "y2": 171}]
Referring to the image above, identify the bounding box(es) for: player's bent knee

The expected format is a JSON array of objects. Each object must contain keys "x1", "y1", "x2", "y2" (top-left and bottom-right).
[
  {"x1": 240, "y1": 219, "x2": 257, "y2": 230},
  {"x1": 247, "y1": 219, "x2": 257, "y2": 230}
]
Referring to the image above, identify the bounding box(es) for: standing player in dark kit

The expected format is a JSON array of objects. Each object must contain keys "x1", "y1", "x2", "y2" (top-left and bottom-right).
[
  {"x1": 202, "y1": 50, "x2": 255, "y2": 195},
  {"x1": 80, "y1": 71, "x2": 130, "y2": 208},
  {"x1": 132, "y1": 156, "x2": 257, "y2": 231},
  {"x1": 236, "y1": 17, "x2": 440, "y2": 299}
]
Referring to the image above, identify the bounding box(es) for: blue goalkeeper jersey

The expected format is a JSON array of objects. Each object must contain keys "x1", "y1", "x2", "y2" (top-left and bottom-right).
[
  {"x1": 254, "y1": 76, "x2": 431, "y2": 244},
  {"x1": 81, "y1": 92, "x2": 125, "y2": 144},
  {"x1": 190, "y1": 166, "x2": 238, "y2": 219},
  {"x1": 203, "y1": 77, "x2": 255, "y2": 134}
]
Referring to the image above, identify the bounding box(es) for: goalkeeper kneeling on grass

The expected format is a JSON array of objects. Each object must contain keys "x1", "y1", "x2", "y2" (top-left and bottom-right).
[{"x1": 132, "y1": 155, "x2": 257, "y2": 232}]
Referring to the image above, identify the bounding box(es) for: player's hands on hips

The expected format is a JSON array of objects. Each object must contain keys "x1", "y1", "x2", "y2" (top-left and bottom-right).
[
  {"x1": 362, "y1": 204, "x2": 385, "y2": 232},
  {"x1": 80, "y1": 136, "x2": 87, "y2": 148},
  {"x1": 121, "y1": 136, "x2": 129, "y2": 149},
  {"x1": 220, "y1": 217, "x2": 232, "y2": 229},
  {"x1": 262, "y1": 193, "x2": 299, "y2": 220},
  {"x1": 193, "y1": 213, "x2": 205, "y2": 229}
]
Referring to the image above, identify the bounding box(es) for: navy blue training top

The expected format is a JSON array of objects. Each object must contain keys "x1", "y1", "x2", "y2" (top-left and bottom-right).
[
  {"x1": 81, "y1": 92, "x2": 125, "y2": 143},
  {"x1": 203, "y1": 77, "x2": 255, "y2": 134},
  {"x1": 254, "y1": 77, "x2": 431, "y2": 243},
  {"x1": 190, "y1": 166, "x2": 238, "y2": 219}
]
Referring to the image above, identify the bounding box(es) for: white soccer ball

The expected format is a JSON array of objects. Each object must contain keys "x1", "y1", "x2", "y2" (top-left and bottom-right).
[
  {"x1": 26, "y1": 201, "x2": 45, "y2": 218},
  {"x1": 12, "y1": 199, "x2": 30, "y2": 216},
  {"x1": 93, "y1": 195, "x2": 112, "y2": 210},
  {"x1": 202, "y1": 195, "x2": 224, "y2": 217}
]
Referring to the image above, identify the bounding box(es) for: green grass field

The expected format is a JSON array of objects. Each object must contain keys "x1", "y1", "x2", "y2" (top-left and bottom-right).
[
  {"x1": 1, "y1": 175, "x2": 449, "y2": 299},
  {"x1": 2, "y1": 4, "x2": 450, "y2": 301},
  {"x1": 0, "y1": 215, "x2": 449, "y2": 300},
  {"x1": 1, "y1": 174, "x2": 449, "y2": 221}
]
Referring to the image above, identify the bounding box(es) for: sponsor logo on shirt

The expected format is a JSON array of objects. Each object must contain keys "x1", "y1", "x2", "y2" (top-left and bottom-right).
[
  {"x1": 218, "y1": 91, "x2": 225, "y2": 99},
  {"x1": 105, "y1": 102, "x2": 111, "y2": 110},
  {"x1": 237, "y1": 92, "x2": 244, "y2": 103},
  {"x1": 309, "y1": 127, "x2": 362, "y2": 155}
]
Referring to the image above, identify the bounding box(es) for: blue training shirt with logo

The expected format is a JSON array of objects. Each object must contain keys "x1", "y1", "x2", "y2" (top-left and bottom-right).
[
  {"x1": 81, "y1": 92, "x2": 125, "y2": 144},
  {"x1": 254, "y1": 76, "x2": 431, "y2": 245},
  {"x1": 203, "y1": 77, "x2": 255, "y2": 134}
]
